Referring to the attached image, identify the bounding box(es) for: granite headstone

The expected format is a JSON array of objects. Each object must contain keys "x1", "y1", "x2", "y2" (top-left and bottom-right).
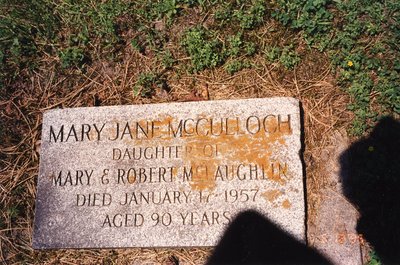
[{"x1": 33, "y1": 97, "x2": 305, "y2": 248}]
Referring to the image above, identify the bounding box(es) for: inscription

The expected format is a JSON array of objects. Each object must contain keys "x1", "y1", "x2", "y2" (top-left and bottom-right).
[
  {"x1": 48, "y1": 115, "x2": 292, "y2": 143},
  {"x1": 100, "y1": 211, "x2": 232, "y2": 228},
  {"x1": 112, "y1": 146, "x2": 183, "y2": 160},
  {"x1": 67, "y1": 183, "x2": 289, "y2": 228},
  {"x1": 309, "y1": 233, "x2": 366, "y2": 246},
  {"x1": 119, "y1": 191, "x2": 192, "y2": 205},
  {"x1": 102, "y1": 213, "x2": 144, "y2": 228},
  {"x1": 76, "y1": 193, "x2": 111, "y2": 207},
  {"x1": 52, "y1": 170, "x2": 93, "y2": 186},
  {"x1": 46, "y1": 114, "x2": 294, "y2": 229},
  {"x1": 115, "y1": 167, "x2": 175, "y2": 184}
]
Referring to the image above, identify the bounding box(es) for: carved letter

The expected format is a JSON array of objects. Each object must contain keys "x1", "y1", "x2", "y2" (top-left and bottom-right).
[{"x1": 49, "y1": 125, "x2": 64, "y2": 143}]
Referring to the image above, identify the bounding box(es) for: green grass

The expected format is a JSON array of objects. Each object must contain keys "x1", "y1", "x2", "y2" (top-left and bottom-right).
[
  {"x1": 0, "y1": 0, "x2": 398, "y2": 135},
  {"x1": 134, "y1": 72, "x2": 159, "y2": 97},
  {"x1": 272, "y1": 0, "x2": 400, "y2": 135},
  {"x1": 265, "y1": 44, "x2": 301, "y2": 70},
  {"x1": 368, "y1": 250, "x2": 382, "y2": 265},
  {"x1": 182, "y1": 26, "x2": 224, "y2": 72},
  {"x1": 55, "y1": 0, "x2": 131, "y2": 66},
  {"x1": 0, "y1": 0, "x2": 58, "y2": 89}
]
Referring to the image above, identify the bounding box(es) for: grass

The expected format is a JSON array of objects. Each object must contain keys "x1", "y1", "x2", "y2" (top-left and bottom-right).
[
  {"x1": 272, "y1": 0, "x2": 400, "y2": 135},
  {"x1": 368, "y1": 250, "x2": 382, "y2": 265},
  {"x1": 0, "y1": 0, "x2": 58, "y2": 90},
  {"x1": 0, "y1": 0, "x2": 398, "y2": 263},
  {"x1": 2, "y1": 0, "x2": 397, "y2": 134}
]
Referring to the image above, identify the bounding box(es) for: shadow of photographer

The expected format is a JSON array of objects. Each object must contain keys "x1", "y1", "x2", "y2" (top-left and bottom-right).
[
  {"x1": 207, "y1": 117, "x2": 400, "y2": 264},
  {"x1": 339, "y1": 116, "x2": 400, "y2": 264},
  {"x1": 207, "y1": 210, "x2": 330, "y2": 265}
]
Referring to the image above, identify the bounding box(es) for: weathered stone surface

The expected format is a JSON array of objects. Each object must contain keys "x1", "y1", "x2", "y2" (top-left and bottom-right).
[
  {"x1": 309, "y1": 130, "x2": 364, "y2": 265},
  {"x1": 33, "y1": 97, "x2": 305, "y2": 249}
]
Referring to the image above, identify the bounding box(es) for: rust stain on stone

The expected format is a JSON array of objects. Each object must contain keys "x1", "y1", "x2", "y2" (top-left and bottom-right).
[
  {"x1": 282, "y1": 199, "x2": 292, "y2": 209},
  {"x1": 115, "y1": 114, "x2": 292, "y2": 191},
  {"x1": 89, "y1": 130, "x2": 98, "y2": 140},
  {"x1": 48, "y1": 172, "x2": 55, "y2": 180},
  {"x1": 262, "y1": 189, "x2": 282, "y2": 203},
  {"x1": 183, "y1": 115, "x2": 292, "y2": 190},
  {"x1": 172, "y1": 166, "x2": 178, "y2": 178}
]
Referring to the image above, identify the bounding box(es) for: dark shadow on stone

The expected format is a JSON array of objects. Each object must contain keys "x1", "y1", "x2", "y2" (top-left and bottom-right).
[
  {"x1": 207, "y1": 210, "x2": 331, "y2": 265},
  {"x1": 340, "y1": 117, "x2": 400, "y2": 264},
  {"x1": 299, "y1": 101, "x2": 309, "y2": 245}
]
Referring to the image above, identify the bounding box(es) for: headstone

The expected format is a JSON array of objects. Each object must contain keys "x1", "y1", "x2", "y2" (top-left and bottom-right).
[{"x1": 33, "y1": 97, "x2": 305, "y2": 249}]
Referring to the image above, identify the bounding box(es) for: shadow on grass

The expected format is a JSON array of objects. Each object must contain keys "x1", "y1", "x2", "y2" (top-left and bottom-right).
[
  {"x1": 207, "y1": 210, "x2": 330, "y2": 265},
  {"x1": 340, "y1": 116, "x2": 400, "y2": 264}
]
